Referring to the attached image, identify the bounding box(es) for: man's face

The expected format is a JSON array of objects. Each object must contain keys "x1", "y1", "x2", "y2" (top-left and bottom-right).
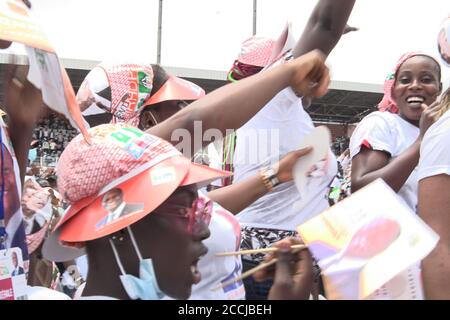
[
  {"x1": 22, "y1": 180, "x2": 38, "y2": 217},
  {"x1": 102, "y1": 190, "x2": 123, "y2": 212}
]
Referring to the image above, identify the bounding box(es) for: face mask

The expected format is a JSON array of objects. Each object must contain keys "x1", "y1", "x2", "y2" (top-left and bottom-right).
[
  {"x1": 109, "y1": 226, "x2": 165, "y2": 300},
  {"x1": 28, "y1": 148, "x2": 37, "y2": 163}
]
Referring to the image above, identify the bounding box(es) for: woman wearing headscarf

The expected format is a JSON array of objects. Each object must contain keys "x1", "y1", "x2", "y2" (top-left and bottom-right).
[
  {"x1": 349, "y1": 53, "x2": 443, "y2": 299},
  {"x1": 350, "y1": 52, "x2": 443, "y2": 211}
]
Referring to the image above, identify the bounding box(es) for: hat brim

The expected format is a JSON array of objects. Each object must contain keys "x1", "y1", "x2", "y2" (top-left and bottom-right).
[
  {"x1": 267, "y1": 22, "x2": 296, "y2": 67},
  {"x1": 55, "y1": 156, "x2": 230, "y2": 243},
  {"x1": 42, "y1": 228, "x2": 87, "y2": 262},
  {"x1": 180, "y1": 162, "x2": 232, "y2": 188},
  {"x1": 43, "y1": 162, "x2": 232, "y2": 262},
  {"x1": 145, "y1": 76, "x2": 205, "y2": 106}
]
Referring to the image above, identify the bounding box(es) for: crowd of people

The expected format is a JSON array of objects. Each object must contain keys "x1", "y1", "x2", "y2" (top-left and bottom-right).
[
  {"x1": 331, "y1": 136, "x2": 350, "y2": 156},
  {"x1": 0, "y1": 0, "x2": 449, "y2": 301}
]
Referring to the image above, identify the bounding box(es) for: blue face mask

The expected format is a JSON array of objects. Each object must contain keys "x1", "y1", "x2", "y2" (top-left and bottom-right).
[
  {"x1": 109, "y1": 226, "x2": 165, "y2": 300},
  {"x1": 28, "y1": 148, "x2": 37, "y2": 163}
]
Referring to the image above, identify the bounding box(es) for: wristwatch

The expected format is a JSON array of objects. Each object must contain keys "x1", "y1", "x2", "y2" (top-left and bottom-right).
[{"x1": 260, "y1": 166, "x2": 280, "y2": 192}]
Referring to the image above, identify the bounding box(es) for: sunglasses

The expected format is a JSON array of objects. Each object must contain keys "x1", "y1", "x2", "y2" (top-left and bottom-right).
[{"x1": 154, "y1": 197, "x2": 212, "y2": 234}]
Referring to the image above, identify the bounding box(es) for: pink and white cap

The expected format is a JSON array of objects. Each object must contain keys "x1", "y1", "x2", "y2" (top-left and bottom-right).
[
  {"x1": 77, "y1": 63, "x2": 205, "y2": 126},
  {"x1": 77, "y1": 63, "x2": 154, "y2": 126},
  {"x1": 237, "y1": 22, "x2": 296, "y2": 67}
]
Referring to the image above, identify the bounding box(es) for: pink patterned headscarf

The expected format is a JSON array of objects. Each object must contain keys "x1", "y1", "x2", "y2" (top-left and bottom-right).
[{"x1": 378, "y1": 52, "x2": 440, "y2": 113}]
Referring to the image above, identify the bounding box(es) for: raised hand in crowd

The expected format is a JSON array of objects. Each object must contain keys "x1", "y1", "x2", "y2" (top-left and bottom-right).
[{"x1": 253, "y1": 237, "x2": 314, "y2": 300}]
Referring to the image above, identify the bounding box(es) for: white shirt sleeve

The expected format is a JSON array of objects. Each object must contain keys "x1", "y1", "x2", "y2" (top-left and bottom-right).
[
  {"x1": 418, "y1": 117, "x2": 450, "y2": 181},
  {"x1": 350, "y1": 112, "x2": 395, "y2": 158}
]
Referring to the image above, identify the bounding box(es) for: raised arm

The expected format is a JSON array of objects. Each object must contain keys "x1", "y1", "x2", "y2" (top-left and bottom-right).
[
  {"x1": 148, "y1": 50, "x2": 330, "y2": 153},
  {"x1": 419, "y1": 174, "x2": 450, "y2": 299},
  {"x1": 292, "y1": 0, "x2": 356, "y2": 59}
]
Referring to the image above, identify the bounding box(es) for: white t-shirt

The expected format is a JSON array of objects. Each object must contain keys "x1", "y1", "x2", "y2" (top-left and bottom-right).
[
  {"x1": 26, "y1": 286, "x2": 71, "y2": 300},
  {"x1": 418, "y1": 109, "x2": 450, "y2": 180},
  {"x1": 233, "y1": 87, "x2": 337, "y2": 230},
  {"x1": 165, "y1": 194, "x2": 245, "y2": 300},
  {"x1": 189, "y1": 200, "x2": 244, "y2": 300},
  {"x1": 350, "y1": 111, "x2": 420, "y2": 212}
]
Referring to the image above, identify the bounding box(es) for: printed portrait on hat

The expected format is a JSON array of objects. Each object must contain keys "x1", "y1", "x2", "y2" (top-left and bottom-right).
[{"x1": 95, "y1": 188, "x2": 144, "y2": 230}]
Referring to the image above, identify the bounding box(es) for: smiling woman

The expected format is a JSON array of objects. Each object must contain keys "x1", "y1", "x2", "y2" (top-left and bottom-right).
[
  {"x1": 347, "y1": 53, "x2": 444, "y2": 300},
  {"x1": 350, "y1": 52, "x2": 443, "y2": 213}
]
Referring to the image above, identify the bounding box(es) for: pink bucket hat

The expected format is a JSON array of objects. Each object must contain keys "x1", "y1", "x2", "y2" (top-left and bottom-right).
[
  {"x1": 236, "y1": 22, "x2": 296, "y2": 68},
  {"x1": 43, "y1": 124, "x2": 231, "y2": 261},
  {"x1": 378, "y1": 52, "x2": 441, "y2": 113},
  {"x1": 77, "y1": 63, "x2": 205, "y2": 126}
]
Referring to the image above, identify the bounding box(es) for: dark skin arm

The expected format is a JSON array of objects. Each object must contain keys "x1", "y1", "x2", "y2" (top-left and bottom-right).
[
  {"x1": 207, "y1": 147, "x2": 312, "y2": 214},
  {"x1": 292, "y1": 0, "x2": 356, "y2": 59},
  {"x1": 148, "y1": 50, "x2": 330, "y2": 154},
  {"x1": 351, "y1": 144, "x2": 420, "y2": 193},
  {"x1": 419, "y1": 174, "x2": 450, "y2": 300},
  {"x1": 148, "y1": 1, "x2": 354, "y2": 150},
  {"x1": 293, "y1": 0, "x2": 355, "y2": 107},
  {"x1": 419, "y1": 174, "x2": 450, "y2": 299}
]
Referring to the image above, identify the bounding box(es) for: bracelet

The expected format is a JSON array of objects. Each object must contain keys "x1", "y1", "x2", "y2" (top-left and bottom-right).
[{"x1": 260, "y1": 166, "x2": 280, "y2": 192}]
